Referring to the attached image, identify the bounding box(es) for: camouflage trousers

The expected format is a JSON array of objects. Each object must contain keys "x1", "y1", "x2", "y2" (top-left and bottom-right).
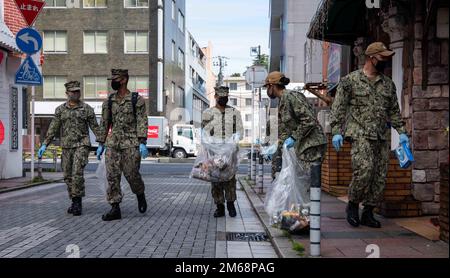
[
  {"x1": 61, "y1": 146, "x2": 90, "y2": 199},
  {"x1": 349, "y1": 138, "x2": 389, "y2": 206},
  {"x1": 105, "y1": 147, "x2": 145, "y2": 204},
  {"x1": 211, "y1": 176, "x2": 237, "y2": 205}
]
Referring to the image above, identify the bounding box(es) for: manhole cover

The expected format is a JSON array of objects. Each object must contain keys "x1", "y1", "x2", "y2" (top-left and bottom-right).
[{"x1": 226, "y1": 232, "x2": 270, "y2": 242}]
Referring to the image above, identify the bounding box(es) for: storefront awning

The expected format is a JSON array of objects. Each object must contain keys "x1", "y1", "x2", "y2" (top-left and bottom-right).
[
  {"x1": 0, "y1": 21, "x2": 21, "y2": 53},
  {"x1": 307, "y1": 0, "x2": 368, "y2": 45}
]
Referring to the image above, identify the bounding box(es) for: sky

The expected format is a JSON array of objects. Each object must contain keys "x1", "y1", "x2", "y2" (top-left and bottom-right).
[{"x1": 186, "y1": 0, "x2": 270, "y2": 77}]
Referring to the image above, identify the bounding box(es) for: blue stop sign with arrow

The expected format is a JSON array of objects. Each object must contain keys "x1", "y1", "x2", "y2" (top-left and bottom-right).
[{"x1": 16, "y1": 28, "x2": 42, "y2": 55}]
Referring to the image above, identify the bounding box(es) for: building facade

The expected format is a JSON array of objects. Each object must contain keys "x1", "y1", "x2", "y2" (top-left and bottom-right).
[
  {"x1": 223, "y1": 76, "x2": 269, "y2": 144},
  {"x1": 185, "y1": 31, "x2": 208, "y2": 128},
  {"x1": 308, "y1": 0, "x2": 449, "y2": 217},
  {"x1": 0, "y1": 0, "x2": 26, "y2": 179},
  {"x1": 269, "y1": 0, "x2": 322, "y2": 83},
  {"x1": 31, "y1": 0, "x2": 189, "y2": 143}
]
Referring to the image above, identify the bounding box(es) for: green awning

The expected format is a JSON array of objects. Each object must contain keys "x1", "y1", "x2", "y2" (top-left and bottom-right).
[{"x1": 307, "y1": 0, "x2": 368, "y2": 45}]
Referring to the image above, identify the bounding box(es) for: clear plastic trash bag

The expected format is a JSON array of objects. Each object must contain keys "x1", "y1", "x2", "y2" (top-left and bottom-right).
[
  {"x1": 264, "y1": 145, "x2": 311, "y2": 233},
  {"x1": 95, "y1": 155, "x2": 128, "y2": 196},
  {"x1": 190, "y1": 131, "x2": 241, "y2": 183}
]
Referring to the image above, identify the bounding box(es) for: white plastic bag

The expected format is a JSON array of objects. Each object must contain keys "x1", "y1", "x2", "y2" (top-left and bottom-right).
[
  {"x1": 264, "y1": 145, "x2": 311, "y2": 233},
  {"x1": 190, "y1": 132, "x2": 240, "y2": 182},
  {"x1": 95, "y1": 156, "x2": 128, "y2": 196}
]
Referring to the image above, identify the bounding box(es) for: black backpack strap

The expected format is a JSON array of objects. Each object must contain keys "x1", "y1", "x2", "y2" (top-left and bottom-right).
[
  {"x1": 132, "y1": 92, "x2": 138, "y2": 120},
  {"x1": 107, "y1": 94, "x2": 114, "y2": 129},
  {"x1": 233, "y1": 108, "x2": 236, "y2": 134}
]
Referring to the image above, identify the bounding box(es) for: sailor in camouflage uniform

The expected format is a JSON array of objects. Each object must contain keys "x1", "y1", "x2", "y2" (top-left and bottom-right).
[
  {"x1": 201, "y1": 86, "x2": 244, "y2": 218},
  {"x1": 263, "y1": 71, "x2": 327, "y2": 200},
  {"x1": 96, "y1": 69, "x2": 149, "y2": 221},
  {"x1": 38, "y1": 81, "x2": 101, "y2": 216},
  {"x1": 330, "y1": 42, "x2": 410, "y2": 228}
]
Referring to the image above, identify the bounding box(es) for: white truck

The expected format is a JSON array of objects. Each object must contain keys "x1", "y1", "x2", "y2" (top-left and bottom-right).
[{"x1": 89, "y1": 116, "x2": 199, "y2": 158}]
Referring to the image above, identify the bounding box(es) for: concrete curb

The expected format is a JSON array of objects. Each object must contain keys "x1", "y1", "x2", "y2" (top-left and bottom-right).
[
  {"x1": 238, "y1": 176, "x2": 302, "y2": 258},
  {"x1": 0, "y1": 178, "x2": 64, "y2": 194},
  {"x1": 0, "y1": 174, "x2": 96, "y2": 194}
]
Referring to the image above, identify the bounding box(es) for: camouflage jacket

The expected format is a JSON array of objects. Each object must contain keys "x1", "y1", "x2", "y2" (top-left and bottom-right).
[
  {"x1": 278, "y1": 89, "x2": 327, "y2": 161},
  {"x1": 43, "y1": 101, "x2": 100, "y2": 148},
  {"x1": 201, "y1": 106, "x2": 244, "y2": 141},
  {"x1": 330, "y1": 70, "x2": 406, "y2": 141},
  {"x1": 97, "y1": 91, "x2": 148, "y2": 149}
]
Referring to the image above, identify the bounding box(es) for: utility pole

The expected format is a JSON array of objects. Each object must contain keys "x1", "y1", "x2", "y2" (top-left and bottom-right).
[{"x1": 213, "y1": 56, "x2": 229, "y2": 86}]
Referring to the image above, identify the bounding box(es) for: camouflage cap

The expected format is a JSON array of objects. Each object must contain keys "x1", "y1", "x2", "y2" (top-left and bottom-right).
[
  {"x1": 107, "y1": 69, "x2": 129, "y2": 80},
  {"x1": 64, "y1": 81, "x2": 81, "y2": 92},
  {"x1": 263, "y1": 71, "x2": 285, "y2": 87},
  {"x1": 215, "y1": 86, "x2": 230, "y2": 97},
  {"x1": 365, "y1": 42, "x2": 395, "y2": 57}
]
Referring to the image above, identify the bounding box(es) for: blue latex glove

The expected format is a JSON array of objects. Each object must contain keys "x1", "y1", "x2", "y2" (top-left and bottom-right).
[
  {"x1": 261, "y1": 144, "x2": 277, "y2": 161},
  {"x1": 332, "y1": 134, "x2": 344, "y2": 152},
  {"x1": 38, "y1": 144, "x2": 47, "y2": 159},
  {"x1": 399, "y1": 134, "x2": 409, "y2": 147},
  {"x1": 96, "y1": 145, "x2": 105, "y2": 160},
  {"x1": 283, "y1": 137, "x2": 296, "y2": 149},
  {"x1": 140, "y1": 143, "x2": 149, "y2": 159}
]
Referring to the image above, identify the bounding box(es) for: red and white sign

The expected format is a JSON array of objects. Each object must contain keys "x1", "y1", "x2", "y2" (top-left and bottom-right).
[
  {"x1": 147, "y1": 126, "x2": 159, "y2": 139},
  {"x1": 98, "y1": 91, "x2": 109, "y2": 99},
  {"x1": 136, "y1": 89, "x2": 149, "y2": 99},
  {"x1": 0, "y1": 121, "x2": 5, "y2": 145},
  {"x1": 14, "y1": 0, "x2": 46, "y2": 26}
]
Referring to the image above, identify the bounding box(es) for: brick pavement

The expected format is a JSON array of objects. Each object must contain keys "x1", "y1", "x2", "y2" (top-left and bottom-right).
[{"x1": 0, "y1": 174, "x2": 278, "y2": 258}]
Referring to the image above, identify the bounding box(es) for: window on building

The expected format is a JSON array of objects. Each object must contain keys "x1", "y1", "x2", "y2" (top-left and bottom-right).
[
  {"x1": 171, "y1": 82, "x2": 176, "y2": 103},
  {"x1": 83, "y1": 31, "x2": 107, "y2": 54},
  {"x1": 171, "y1": 0, "x2": 176, "y2": 20},
  {"x1": 128, "y1": 76, "x2": 149, "y2": 98},
  {"x1": 230, "y1": 98, "x2": 237, "y2": 106},
  {"x1": 178, "y1": 10, "x2": 185, "y2": 32},
  {"x1": 83, "y1": 76, "x2": 108, "y2": 99},
  {"x1": 83, "y1": 0, "x2": 107, "y2": 8},
  {"x1": 124, "y1": 0, "x2": 148, "y2": 8},
  {"x1": 43, "y1": 76, "x2": 67, "y2": 98},
  {"x1": 171, "y1": 40, "x2": 176, "y2": 62},
  {"x1": 44, "y1": 0, "x2": 66, "y2": 8},
  {"x1": 245, "y1": 114, "x2": 251, "y2": 122},
  {"x1": 245, "y1": 129, "x2": 251, "y2": 138},
  {"x1": 245, "y1": 98, "x2": 252, "y2": 107},
  {"x1": 178, "y1": 48, "x2": 184, "y2": 69},
  {"x1": 124, "y1": 31, "x2": 148, "y2": 53},
  {"x1": 43, "y1": 31, "x2": 67, "y2": 53},
  {"x1": 176, "y1": 86, "x2": 185, "y2": 107},
  {"x1": 246, "y1": 83, "x2": 252, "y2": 90},
  {"x1": 229, "y1": 83, "x2": 237, "y2": 91}
]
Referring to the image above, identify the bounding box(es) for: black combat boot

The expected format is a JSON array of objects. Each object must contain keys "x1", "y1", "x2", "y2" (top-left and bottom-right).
[
  {"x1": 346, "y1": 201, "x2": 360, "y2": 227},
  {"x1": 67, "y1": 199, "x2": 75, "y2": 214},
  {"x1": 361, "y1": 205, "x2": 381, "y2": 228},
  {"x1": 102, "y1": 203, "x2": 122, "y2": 221},
  {"x1": 214, "y1": 204, "x2": 225, "y2": 218},
  {"x1": 137, "y1": 193, "x2": 147, "y2": 213},
  {"x1": 72, "y1": 197, "x2": 82, "y2": 216},
  {"x1": 227, "y1": 202, "x2": 237, "y2": 217}
]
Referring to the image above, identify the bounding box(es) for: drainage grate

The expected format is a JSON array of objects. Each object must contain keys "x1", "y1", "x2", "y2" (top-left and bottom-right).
[{"x1": 225, "y1": 232, "x2": 270, "y2": 242}]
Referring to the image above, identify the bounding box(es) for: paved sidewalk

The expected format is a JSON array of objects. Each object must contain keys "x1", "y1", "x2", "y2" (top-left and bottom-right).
[
  {"x1": 239, "y1": 175, "x2": 449, "y2": 258},
  {"x1": 0, "y1": 174, "x2": 278, "y2": 258},
  {"x1": 0, "y1": 172, "x2": 65, "y2": 193}
]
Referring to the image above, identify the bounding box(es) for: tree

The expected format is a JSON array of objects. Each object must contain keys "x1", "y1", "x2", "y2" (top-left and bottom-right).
[
  {"x1": 253, "y1": 54, "x2": 269, "y2": 70},
  {"x1": 230, "y1": 73, "x2": 241, "y2": 77}
]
